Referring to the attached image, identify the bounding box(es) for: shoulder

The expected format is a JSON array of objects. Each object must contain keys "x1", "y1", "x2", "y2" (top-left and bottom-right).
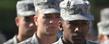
[
  {"x1": 18, "y1": 37, "x2": 32, "y2": 44},
  {"x1": 87, "y1": 40, "x2": 98, "y2": 44},
  {"x1": 3, "y1": 36, "x2": 17, "y2": 44},
  {"x1": 3, "y1": 39, "x2": 13, "y2": 44},
  {"x1": 18, "y1": 34, "x2": 38, "y2": 44},
  {"x1": 0, "y1": 32, "x2": 6, "y2": 44},
  {"x1": 53, "y1": 37, "x2": 63, "y2": 44}
]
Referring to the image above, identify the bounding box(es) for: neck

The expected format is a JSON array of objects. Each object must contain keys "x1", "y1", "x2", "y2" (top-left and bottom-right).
[
  {"x1": 62, "y1": 37, "x2": 73, "y2": 44},
  {"x1": 36, "y1": 31, "x2": 57, "y2": 44},
  {"x1": 17, "y1": 31, "x2": 32, "y2": 43},
  {"x1": 17, "y1": 34, "x2": 27, "y2": 42}
]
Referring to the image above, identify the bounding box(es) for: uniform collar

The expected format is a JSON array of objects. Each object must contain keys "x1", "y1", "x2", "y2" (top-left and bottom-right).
[
  {"x1": 53, "y1": 37, "x2": 96, "y2": 44},
  {"x1": 13, "y1": 35, "x2": 18, "y2": 44},
  {"x1": 31, "y1": 33, "x2": 39, "y2": 44}
]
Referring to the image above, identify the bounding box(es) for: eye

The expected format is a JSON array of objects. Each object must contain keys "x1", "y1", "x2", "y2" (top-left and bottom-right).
[
  {"x1": 69, "y1": 21, "x2": 77, "y2": 27},
  {"x1": 24, "y1": 17, "x2": 31, "y2": 22},
  {"x1": 55, "y1": 16, "x2": 61, "y2": 19},
  {"x1": 81, "y1": 22, "x2": 89, "y2": 25},
  {"x1": 24, "y1": 16, "x2": 34, "y2": 22},
  {"x1": 43, "y1": 15, "x2": 51, "y2": 19}
]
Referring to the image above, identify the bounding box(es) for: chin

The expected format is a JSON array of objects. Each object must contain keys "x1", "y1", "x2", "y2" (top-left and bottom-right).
[
  {"x1": 71, "y1": 35, "x2": 86, "y2": 41},
  {"x1": 71, "y1": 38, "x2": 86, "y2": 44},
  {"x1": 45, "y1": 32, "x2": 56, "y2": 36}
]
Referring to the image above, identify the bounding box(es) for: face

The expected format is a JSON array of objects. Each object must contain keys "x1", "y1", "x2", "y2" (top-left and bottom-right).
[
  {"x1": 16, "y1": 15, "x2": 36, "y2": 36},
  {"x1": 99, "y1": 34, "x2": 109, "y2": 44},
  {"x1": 62, "y1": 20, "x2": 89, "y2": 44},
  {"x1": 35, "y1": 10, "x2": 60, "y2": 36}
]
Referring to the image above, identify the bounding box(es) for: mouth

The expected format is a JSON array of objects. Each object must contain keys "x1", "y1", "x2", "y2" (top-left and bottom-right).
[
  {"x1": 69, "y1": 33, "x2": 87, "y2": 44},
  {"x1": 71, "y1": 33, "x2": 85, "y2": 40},
  {"x1": 71, "y1": 36, "x2": 86, "y2": 44},
  {"x1": 47, "y1": 25, "x2": 58, "y2": 29},
  {"x1": 72, "y1": 37, "x2": 84, "y2": 40}
]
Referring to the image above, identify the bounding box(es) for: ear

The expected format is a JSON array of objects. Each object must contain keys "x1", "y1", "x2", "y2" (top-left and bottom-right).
[
  {"x1": 59, "y1": 21, "x2": 62, "y2": 28},
  {"x1": 15, "y1": 17, "x2": 19, "y2": 27},
  {"x1": 34, "y1": 15, "x2": 38, "y2": 25},
  {"x1": 59, "y1": 21, "x2": 63, "y2": 31}
]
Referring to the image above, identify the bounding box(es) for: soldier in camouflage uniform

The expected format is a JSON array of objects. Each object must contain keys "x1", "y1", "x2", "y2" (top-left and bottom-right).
[
  {"x1": 4, "y1": 0, "x2": 36, "y2": 44},
  {"x1": 53, "y1": 0, "x2": 97, "y2": 44},
  {"x1": 19, "y1": 0, "x2": 62, "y2": 44},
  {"x1": 98, "y1": 8, "x2": 109, "y2": 44}
]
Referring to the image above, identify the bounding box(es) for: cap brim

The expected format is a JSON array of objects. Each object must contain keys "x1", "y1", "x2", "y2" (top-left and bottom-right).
[
  {"x1": 18, "y1": 11, "x2": 35, "y2": 16},
  {"x1": 98, "y1": 21, "x2": 109, "y2": 35},
  {"x1": 42, "y1": 8, "x2": 60, "y2": 14},
  {"x1": 61, "y1": 14, "x2": 89, "y2": 21}
]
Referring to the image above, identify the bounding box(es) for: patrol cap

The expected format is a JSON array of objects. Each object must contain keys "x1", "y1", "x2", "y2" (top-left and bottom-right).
[
  {"x1": 98, "y1": 8, "x2": 109, "y2": 35},
  {"x1": 100, "y1": 8, "x2": 109, "y2": 21},
  {"x1": 34, "y1": 0, "x2": 62, "y2": 14},
  {"x1": 98, "y1": 21, "x2": 109, "y2": 35},
  {"x1": 60, "y1": 0, "x2": 91, "y2": 21},
  {"x1": 16, "y1": 0, "x2": 35, "y2": 16}
]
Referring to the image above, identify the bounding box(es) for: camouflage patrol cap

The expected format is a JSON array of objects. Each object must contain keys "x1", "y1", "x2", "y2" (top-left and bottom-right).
[
  {"x1": 34, "y1": 0, "x2": 63, "y2": 14},
  {"x1": 60, "y1": 0, "x2": 91, "y2": 21},
  {"x1": 98, "y1": 8, "x2": 109, "y2": 35},
  {"x1": 16, "y1": 0, "x2": 35, "y2": 16}
]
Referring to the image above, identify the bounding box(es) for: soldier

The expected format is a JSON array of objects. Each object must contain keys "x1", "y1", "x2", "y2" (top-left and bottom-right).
[
  {"x1": 53, "y1": 0, "x2": 97, "y2": 44},
  {"x1": 0, "y1": 32, "x2": 6, "y2": 44},
  {"x1": 4, "y1": 0, "x2": 36, "y2": 44},
  {"x1": 97, "y1": 8, "x2": 109, "y2": 44},
  {"x1": 19, "y1": 0, "x2": 61, "y2": 44},
  {"x1": 82, "y1": 0, "x2": 97, "y2": 42}
]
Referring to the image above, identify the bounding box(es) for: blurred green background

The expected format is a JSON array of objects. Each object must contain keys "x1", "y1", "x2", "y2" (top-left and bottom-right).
[
  {"x1": 0, "y1": 0, "x2": 17, "y2": 40},
  {"x1": 0, "y1": 0, "x2": 109, "y2": 40}
]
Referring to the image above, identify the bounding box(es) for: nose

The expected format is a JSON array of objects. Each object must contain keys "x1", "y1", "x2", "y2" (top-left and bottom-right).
[
  {"x1": 29, "y1": 23, "x2": 34, "y2": 27},
  {"x1": 74, "y1": 27, "x2": 79, "y2": 32},
  {"x1": 49, "y1": 19, "x2": 59, "y2": 24},
  {"x1": 49, "y1": 20, "x2": 53, "y2": 24}
]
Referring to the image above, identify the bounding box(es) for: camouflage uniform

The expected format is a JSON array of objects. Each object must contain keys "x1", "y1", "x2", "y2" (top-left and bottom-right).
[
  {"x1": 18, "y1": 34, "x2": 39, "y2": 44},
  {"x1": 3, "y1": 35, "x2": 18, "y2": 44},
  {"x1": 53, "y1": 37, "x2": 98, "y2": 44}
]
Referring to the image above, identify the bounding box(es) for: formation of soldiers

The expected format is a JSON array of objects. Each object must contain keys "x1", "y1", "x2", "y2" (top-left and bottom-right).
[{"x1": 2, "y1": 0, "x2": 109, "y2": 44}]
